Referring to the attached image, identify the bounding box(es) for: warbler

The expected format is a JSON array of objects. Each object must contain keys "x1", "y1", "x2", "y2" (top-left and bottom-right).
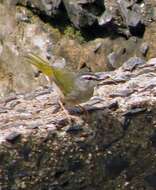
[{"x1": 24, "y1": 53, "x2": 98, "y2": 107}]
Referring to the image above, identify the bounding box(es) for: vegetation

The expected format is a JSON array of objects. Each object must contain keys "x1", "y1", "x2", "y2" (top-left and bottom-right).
[{"x1": 64, "y1": 26, "x2": 85, "y2": 43}]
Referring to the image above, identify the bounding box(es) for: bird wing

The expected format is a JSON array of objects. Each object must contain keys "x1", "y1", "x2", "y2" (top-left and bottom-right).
[{"x1": 53, "y1": 68, "x2": 75, "y2": 96}]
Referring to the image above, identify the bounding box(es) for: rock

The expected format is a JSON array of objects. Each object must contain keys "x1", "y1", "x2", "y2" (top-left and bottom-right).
[
  {"x1": 41, "y1": 0, "x2": 62, "y2": 16},
  {"x1": 98, "y1": 10, "x2": 113, "y2": 26},
  {"x1": 0, "y1": 55, "x2": 156, "y2": 189},
  {"x1": 63, "y1": 0, "x2": 97, "y2": 28},
  {"x1": 122, "y1": 57, "x2": 145, "y2": 71},
  {"x1": 1, "y1": 1, "x2": 156, "y2": 188},
  {"x1": 0, "y1": 87, "x2": 123, "y2": 189},
  {"x1": 18, "y1": 0, "x2": 62, "y2": 17},
  {"x1": 153, "y1": 7, "x2": 156, "y2": 21},
  {"x1": 140, "y1": 42, "x2": 149, "y2": 56},
  {"x1": 104, "y1": 154, "x2": 129, "y2": 178},
  {"x1": 118, "y1": 0, "x2": 145, "y2": 36},
  {"x1": 145, "y1": 173, "x2": 156, "y2": 188},
  {"x1": 5, "y1": 131, "x2": 21, "y2": 142},
  {"x1": 123, "y1": 108, "x2": 147, "y2": 117},
  {"x1": 143, "y1": 1, "x2": 156, "y2": 23},
  {"x1": 54, "y1": 36, "x2": 144, "y2": 72},
  {"x1": 143, "y1": 22, "x2": 156, "y2": 59},
  {"x1": 107, "y1": 52, "x2": 117, "y2": 69},
  {"x1": 8, "y1": 0, "x2": 153, "y2": 38},
  {"x1": 65, "y1": 124, "x2": 83, "y2": 134},
  {"x1": 147, "y1": 58, "x2": 156, "y2": 65},
  {"x1": 84, "y1": 57, "x2": 156, "y2": 189},
  {"x1": 0, "y1": 3, "x2": 63, "y2": 96},
  {"x1": 0, "y1": 41, "x2": 3, "y2": 56}
]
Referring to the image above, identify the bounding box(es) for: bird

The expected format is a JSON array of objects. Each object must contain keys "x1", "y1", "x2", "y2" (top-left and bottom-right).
[
  {"x1": 24, "y1": 53, "x2": 98, "y2": 121},
  {"x1": 25, "y1": 53, "x2": 98, "y2": 103}
]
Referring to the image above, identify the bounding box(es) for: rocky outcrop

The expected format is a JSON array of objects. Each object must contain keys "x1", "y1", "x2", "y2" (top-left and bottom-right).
[
  {"x1": 1, "y1": 56, "x2": 156, "y2": 189},
  {"x1": 1, "y1": 1, "x2": 156, "y2": 189},
  {"x1": 0, "y1": 1, "x2": 147, "y2": 97},
  {"x1": 3, "y1": 0, "x2": 155, "y2": 40},
  {"x1": 14, "y1": 0, "x2": 156, "y2": 37},
  {"x1": 0, "y1": 3, "x2": 63, "y2": 97},
  {"x1": 62, "y1": 0, "x2": 103, "y2": 28},
  {"x1": 0, "y1": 2, "x2": 155, "y2": 92}
]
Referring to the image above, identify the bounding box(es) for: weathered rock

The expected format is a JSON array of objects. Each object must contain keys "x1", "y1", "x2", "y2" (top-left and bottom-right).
[
  {"x1": 107, "y1": 52, "x2": 117, "y2": 69},
  {"x1": 5, "y1": 131, "x2": 21, "y2": 143},
  {"x1": 118, "y1": 0, "x2": 142, "y2": 28},
  {"x1": 122, "y1": 57, "x2": 145, "y2": 71},
  {"x1": 0, "y1": 3, "x2": 63, "y2": 96},
  {"x1": 98, "y1": 10, "x2": 113, "y2": 26},
  {"x1": 63, "y1": 0, "x2": 98, "y2": 28},
  {"x1": 54, "y1": 35, "x2": 147, "y2": 72},
  {"x1": 16, "y1": 0, "x2": 63, "y2": 17},
  {"x1": 143, "y1": 0, "x2": 156, "y2": 24},
  {"x1": 0, "y1": 56, "x2": 156, "y2": 189},
  {"x1": 0, "y1": 0, "x2": 154, "y2": 76},
  {"x1": 143, "y1": 22, "x2": 156, "y2": 59},
  {"x1": 140, "y1": 42, "x2": 149, "y2": 56},
  {"x1": 1, "y1": 2, "x2": 156, "y2": 189},
  {"x1": 0, "y1": 86, "x2": 122, "y2": 190},
  {"x1": 9, "y1": 0, "x2": 150, "y2": 37}
]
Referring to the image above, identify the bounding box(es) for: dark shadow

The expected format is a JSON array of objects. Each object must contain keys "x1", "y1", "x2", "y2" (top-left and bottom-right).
[
  {"x1": 129, "y1": 23, "x2": 145, "y2": 38},
  {"x1": 20, "y1": 2, "x2": 145, "y2": 42},
  {"x1": 21, "y1": 2, "x2": 126, "y2": 42}
]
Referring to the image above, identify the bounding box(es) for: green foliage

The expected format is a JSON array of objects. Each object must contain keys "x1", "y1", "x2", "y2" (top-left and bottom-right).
[{"x1": 64, "y1": 26, "x2": 85, "y2": 43}]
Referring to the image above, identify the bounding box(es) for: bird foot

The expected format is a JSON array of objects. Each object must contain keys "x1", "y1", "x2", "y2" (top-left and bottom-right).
[{"x1": 58, "y1": 100, "x2": 76, "y2": 124}]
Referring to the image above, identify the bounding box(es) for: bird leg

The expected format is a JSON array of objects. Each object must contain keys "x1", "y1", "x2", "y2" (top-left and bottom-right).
[{"x1": 58, "y1": 100, "x2": 73, "y2": 124}]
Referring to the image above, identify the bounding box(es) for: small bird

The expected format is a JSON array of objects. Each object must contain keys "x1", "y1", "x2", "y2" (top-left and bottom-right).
[{"x1": 24, "y1": 53, "x2": 98, "y2": 121}]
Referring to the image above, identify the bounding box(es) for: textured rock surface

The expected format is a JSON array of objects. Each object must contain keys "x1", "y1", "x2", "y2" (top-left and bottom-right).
[
  {"x1": 0, "y1": 86, "x2": 120, "y2": 190},
  {"x1": 0, "y1": 3, "x2": 62, "y2": 97},
  {"x1": 0, "y1": 57, "x2": 156, "y2": 189},
  {"x1": 0, "y1": 1, "x2": 156, "y2": 189},
  {"x1": 0, "y1": 0, "x2": 155, "y2": 97},
  {"x1": 15, "y1": 0, "x2": 148, "y2": 35}
]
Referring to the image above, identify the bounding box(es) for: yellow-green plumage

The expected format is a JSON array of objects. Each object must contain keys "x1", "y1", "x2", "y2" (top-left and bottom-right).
[
  {"x1": 25, "y1": 53, "x2": 97, "y2": 106},
  {"x1": 25, "y1": 53, "x2": 75, "y2": 96},
  {"x1": 52, "y1": 66, "x2": 74, "y2": 96}
]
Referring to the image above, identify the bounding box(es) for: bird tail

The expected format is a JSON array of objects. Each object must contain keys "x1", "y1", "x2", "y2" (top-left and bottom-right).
[{"x1": 24, "y1": 53, "x2": 55, "y2": 77}]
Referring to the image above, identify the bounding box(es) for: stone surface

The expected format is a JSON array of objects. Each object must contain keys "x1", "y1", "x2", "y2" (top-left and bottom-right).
[
  {"x1": 0, "y1": 3, "x2": 62, "y2": 97},
  {"x1": 15, "y1": 0, "x2": 62, "y2": 17},
  {"x1": 0, "y1": 57, "x2": 156, "y2": 189},
  {"x1": 0, "y1": 1, "x2": 156, "y2": 189},
  {"x1": 144, "y1": 22, "x2": 156, "y2": 59},
  {"x1": 0, "y1": 0, "x2": 155, "y2": 97},
  {"x1": 140, "y1": 42, "x2": 149, "y2": 56},
  {"x1": 122, "y1": 57, "x2": 145, "y2": 71},
  {"x1": 11, "y1": 0, "x2": 151, "y2": 37},
  {"x1": 63, "y1": 0, "x2": 97, "y2": 28}
]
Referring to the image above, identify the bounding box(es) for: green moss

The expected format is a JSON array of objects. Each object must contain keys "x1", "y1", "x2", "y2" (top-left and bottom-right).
[{"x1": 64, "y1": 26, "x2": 85, "y2": 43}]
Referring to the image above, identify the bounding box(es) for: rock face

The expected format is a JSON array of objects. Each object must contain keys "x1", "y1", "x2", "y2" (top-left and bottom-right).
[
  {"x1": 62, "y1": 0, "x2": 101, "y2": 28},
  {"x1": 15, "y1": 0, "x2": 151, "y2": 36},
  {"x1": 0, "y1": 2, "x2": 63, "y2": 97},
  {"x1": 0, "y1": 0, "x2": 155, "y2": 97},
  {"x1": 0, "y1": 57, "x2": 156, "y2": 189},
  {"x1": 0, "y1": 86, "x2": 122, "y2": 190},
  {"x1": 9, "y1": 0, "x2": 62, "y2": 17},
  {"x1": 1, "y1": 1, "x2": 156, "y2": 189}
]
